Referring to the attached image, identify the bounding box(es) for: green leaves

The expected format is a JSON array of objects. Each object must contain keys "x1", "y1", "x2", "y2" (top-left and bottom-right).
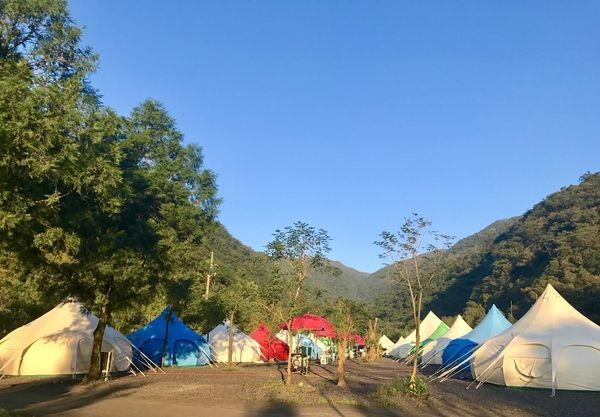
[{"x1": 0, "y1": 0, "x2": 97, "y2": 81}]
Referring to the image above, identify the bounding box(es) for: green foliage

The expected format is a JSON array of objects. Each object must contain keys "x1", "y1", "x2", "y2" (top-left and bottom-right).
[
  {"x1": 0, "y1": 0, "x2": 97, "y2": 81},
  {"x1": 375, "y1": 376, "x2": 429, "y2": 401},
  {"x1": 471, "y1": 172, "x2": 600, "y2": 323},
  {"x1": 0, "y1": 1, "x2": 220, "y2": 380}
]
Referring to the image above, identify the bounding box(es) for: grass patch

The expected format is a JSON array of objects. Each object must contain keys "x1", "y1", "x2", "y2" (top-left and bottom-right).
[
  {"x1": 373, "y1": 376, "x2": 429, "y2": 406},
  {"x1": 0, "y1": 409, "x2": 15, "y2": 417}
]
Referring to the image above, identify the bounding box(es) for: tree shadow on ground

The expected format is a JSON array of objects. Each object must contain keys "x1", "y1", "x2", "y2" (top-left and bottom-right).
[
  {"x1": 244, "y1": 399, "x2": 298, "y2": 417},
  {"x1": 0, "y1": 375, "x2": 135, "y2": 417}
]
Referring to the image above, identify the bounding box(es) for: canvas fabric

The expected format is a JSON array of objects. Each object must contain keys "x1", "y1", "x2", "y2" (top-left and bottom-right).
[
  {"x1": 0, "y1": 299, "x2": 131, "y2": 376},
  {"x1": 471, "y1": 285, "x2": 600, "y2": 391}
]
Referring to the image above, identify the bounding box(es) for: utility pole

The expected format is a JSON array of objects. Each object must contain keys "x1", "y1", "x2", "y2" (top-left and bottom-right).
[{"x1": 205, "y1": 251, "x2": 215, "y2": 300}]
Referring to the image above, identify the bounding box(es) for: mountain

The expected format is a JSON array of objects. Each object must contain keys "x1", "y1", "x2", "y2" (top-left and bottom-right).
[
  {"x1": 368, "y1": 216, "x2": 520, "y2": 337},
  {"x1": 367, "y1": 173, "x2": 600, "y2": 338},
  {"x1": 138, "y1": 172, "x2": 599, "y2": 339},
  {"x1": 306, "y1": 260, "x2": 385, "y2": 300},
  {"x1": 444, "y1": 172, "x2": 600, "y2": 324}
]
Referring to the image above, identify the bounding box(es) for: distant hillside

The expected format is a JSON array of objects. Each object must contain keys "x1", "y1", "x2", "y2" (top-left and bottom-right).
[
  {"x1": 180, "y1": 172, "x2": 600, "y2": 338},
  {"x1": 370, "y1": 216, "x2": 519, "y2": 337},
  {"x1": 449, "y1": 172, "x2": 600, "y2": 324},
  {"x1": 306, "y1": 260, "x2": 388, "y2": 300},
  {"x1": 373, "y1": 173, "x2": 600, "y2": 338}
]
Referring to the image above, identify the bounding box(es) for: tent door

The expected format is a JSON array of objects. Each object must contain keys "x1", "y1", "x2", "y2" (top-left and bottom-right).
[{"x1": 173, "y1": 340, "x2": 199, "y2": 366}]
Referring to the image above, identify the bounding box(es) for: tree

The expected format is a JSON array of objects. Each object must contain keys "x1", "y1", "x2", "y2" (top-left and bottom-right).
[
  {"x1": 78, "y1": 100, "x2": 219, "y2": 380},
  {"x1": 364, "y1": 318, "x2": 381, "y2": 363},
  {"x1": 0, "y1": 0, "x2": 220, "y2": 380},
  {"x1": 216, "y1": 276, "x2": 260, "y2": 369},
  {"x1": 265, "y1": 221, "x2": 333, "y2": 386},
  {"x1": 375, "y1": 214, "x2": 452, "y2": 387},
  {"x1": 328, "y1": 298, "x2": 368, "y2": 387}
]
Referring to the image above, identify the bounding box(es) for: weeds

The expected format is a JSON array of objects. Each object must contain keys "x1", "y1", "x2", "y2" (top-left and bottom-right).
[{"x1": 374, "y1": 376, "x2": 429, "y2": 405}]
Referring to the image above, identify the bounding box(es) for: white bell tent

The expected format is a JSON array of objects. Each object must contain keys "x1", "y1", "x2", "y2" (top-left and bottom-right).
[
  {"x1": 0, "y1": 298, "x2": 132, "y2": 376},
  {"x1": 208, "y1": 320, "x2": 263, "y2": 363},
  {"x1": 384, "y1": 335, "x2": 404, "y2": 356},
  {"x1": 379, "y1": 335, "x2": 395, "y2": 351},
  {"x1": 387, "y1": 311, "x2": 444, "y2": 358},
  {"x1": 470, "y1": 284, "x2": 600, "y2": 393},
  {"x1": 420, "y1": 314, "x2": 472, "y2": 366}
]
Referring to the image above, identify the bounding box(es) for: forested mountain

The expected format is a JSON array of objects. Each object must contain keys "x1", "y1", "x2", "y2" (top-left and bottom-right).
[
  {"x1": 306, "y1": 261, "x2": 385, "y2": 300},
  {"x1": 373, "y1": 173, "x2": 600, "y2": 339},
  {"x1": 370, "y1": 216, "x2": 520, "y2": 337},
  {"x1": 447, "y1": 172, "x2": 600, "y2": 324},
  {"x1": 107, "y1": 172, "x2": 600, "y2": 337}
]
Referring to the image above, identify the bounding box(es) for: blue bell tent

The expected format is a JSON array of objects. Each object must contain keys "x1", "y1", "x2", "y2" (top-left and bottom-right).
[
  {"x1": 441, "y1": 304, "x2": 511, "y2": 371},
  {"x1": 128, "y1": 306, "x2": 211, "y2": 367}
]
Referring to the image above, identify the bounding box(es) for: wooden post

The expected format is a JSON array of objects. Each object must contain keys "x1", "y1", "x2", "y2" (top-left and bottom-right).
[{"x1": 205, "y1": 251, "x2": 214, "y2": 300}]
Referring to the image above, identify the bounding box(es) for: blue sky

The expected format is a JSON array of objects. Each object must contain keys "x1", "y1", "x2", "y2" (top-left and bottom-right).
[{"x1": 69, "y1": 1, "x2": 599, "y2": 273}]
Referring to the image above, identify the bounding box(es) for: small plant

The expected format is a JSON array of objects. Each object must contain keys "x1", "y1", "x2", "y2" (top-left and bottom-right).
[{"x1": 375, "y1": 376, "x2": 429, "y2": 402}]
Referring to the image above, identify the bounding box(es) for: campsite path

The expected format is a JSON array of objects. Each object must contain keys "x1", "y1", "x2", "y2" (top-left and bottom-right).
[{"x1": 1, "y1": 359, "x2": 598, "y2": 417}]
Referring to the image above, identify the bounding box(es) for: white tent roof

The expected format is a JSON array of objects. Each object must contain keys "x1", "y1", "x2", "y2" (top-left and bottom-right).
[
  {"x1": 0, "y1": 298, "x2": 132, "y2": 376},
  {"x1": 208, "y1": 320, "x2": 263, "y2": 363},
  {"x1": 471, "y1": 284, "x2": 600, "y2": 392},
  {"x1": 421, "y1": 315, "x2": 472, "y2": 365},
  {"x1": 379, "y1": 335, "x2": 395, "y2": 351},
  {"x1": 383, "y1": 334, "x2": 404, "y2": 354},
  {"x1": 387, "y1": 311, "x2": 443, "y2": 358}
]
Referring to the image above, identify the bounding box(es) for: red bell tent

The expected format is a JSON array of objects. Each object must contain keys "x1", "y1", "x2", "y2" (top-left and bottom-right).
[
  {"x1": 250, "y1": 323, "x2": 289, "y2": 361},
  {"x1": 316, "y1": 328, "x2": 337, "y2": 338},
  {"x1": 352, "y1": 334, "x2": 366, "y2": 346},
  {"x1": 279, "y1": 313, "x2": 334, "y2": 332}
]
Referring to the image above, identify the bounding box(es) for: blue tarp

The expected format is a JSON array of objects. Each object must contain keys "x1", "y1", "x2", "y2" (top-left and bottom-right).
[
  {"x1": 128, "y1": 306, "x2": 211, "y2": 367},
  {"x1": 441, "y1": 304, "x2": 511, "y2": 370},
  {"x1": 298, "y1": 334, "x2": 322, "y2": 359},
  {"x1": 441, "y1": 338, "x2": 478, "y2": 371}
]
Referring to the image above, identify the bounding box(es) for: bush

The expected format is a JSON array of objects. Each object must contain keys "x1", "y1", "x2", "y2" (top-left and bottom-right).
[{"x1": 376, "y1": 376, "x2": 429, "y2": 401}]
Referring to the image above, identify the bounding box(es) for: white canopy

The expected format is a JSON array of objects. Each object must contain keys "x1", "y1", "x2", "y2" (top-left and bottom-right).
[
  {"x1": 379, "y1": 335, "x2": 395, "y2": 351},
  {"x1": 421, "y1": 315, "x2": 472, "y2": 365},
  {"x1": 208, "y1": 320, "x2": 263, "y2": 363},
  {"x1": 0, "y1": 298, "x2": 132, "y2": 376},
  {"x1": 387, "y1": 311, "x2": 443, "y2": 358},
  {"x1": 471, "y1": 284, "x2": 600, "y2": 392}
]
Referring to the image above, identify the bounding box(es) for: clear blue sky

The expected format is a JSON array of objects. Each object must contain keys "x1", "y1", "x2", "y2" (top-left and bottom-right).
[{"x1": 69, "y1": 1, "x2": 599, "y2": 273}]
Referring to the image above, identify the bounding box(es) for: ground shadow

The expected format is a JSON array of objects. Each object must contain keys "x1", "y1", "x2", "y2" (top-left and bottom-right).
[
  {"x1": 244, "y1": 399, "x2": 298, "y2": 417},
  {"x1": 0, "y1": 375, "x2": 135, "y2": 417}
]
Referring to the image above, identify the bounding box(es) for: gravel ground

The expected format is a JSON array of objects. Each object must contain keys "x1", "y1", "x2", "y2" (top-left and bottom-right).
[{"x1": 0, "y1": 358, "x2": 597, "y2": 417}]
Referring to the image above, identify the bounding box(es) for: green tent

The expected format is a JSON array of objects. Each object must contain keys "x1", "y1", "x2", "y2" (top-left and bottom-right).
[{"x1": 409, "y1": 321, "x2": 449, "y2": 357}]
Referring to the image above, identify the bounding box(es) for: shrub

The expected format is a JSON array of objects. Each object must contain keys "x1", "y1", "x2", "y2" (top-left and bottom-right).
[{"x1": 376, "y1": 376, "x2": 429, "y2": 401}]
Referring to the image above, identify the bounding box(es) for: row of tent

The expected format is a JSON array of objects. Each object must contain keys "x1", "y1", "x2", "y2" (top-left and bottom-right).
[
  {"x1": 378, "y1": 284, "x2": 600, "y2": 392},
  {"x1": 0, "y1": 302, "x2": 360, "y2": 376},
  {"x1": 0, "y1": 302, "x2": 291, "y2": 376}
]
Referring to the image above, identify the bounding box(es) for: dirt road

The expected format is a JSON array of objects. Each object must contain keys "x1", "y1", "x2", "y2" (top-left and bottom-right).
[{"x1": 0, "y1": 359, "x2": 597, "y2": 416}]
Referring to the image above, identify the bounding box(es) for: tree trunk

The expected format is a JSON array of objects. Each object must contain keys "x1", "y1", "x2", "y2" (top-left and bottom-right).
[
  {"x1": 285, "y1": 322, "x2": 293, "y2": 386},
  {"x1": 227, "y1": 311, "x2": 235, "y2": 369},
  {"x1": 365, "y1": 319, "x2": 379, "y2": 363},
  {"x1": 85, "y1": 302, "x2": 111, "y2": 382},
  {"x1": 410, "y1": 290, "x2": 423, "y2": 382},
  {"x1": 337, "y1": 337, "x2": 347, "y2": 387}
]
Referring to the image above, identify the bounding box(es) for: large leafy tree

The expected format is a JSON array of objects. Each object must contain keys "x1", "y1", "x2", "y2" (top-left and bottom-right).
[
  {"x1": 0, "y1": 0, "x2": 220, "y2": 380},
  {"x1": 0, "y1": 0, "x2": 108, "y2": 326}
]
